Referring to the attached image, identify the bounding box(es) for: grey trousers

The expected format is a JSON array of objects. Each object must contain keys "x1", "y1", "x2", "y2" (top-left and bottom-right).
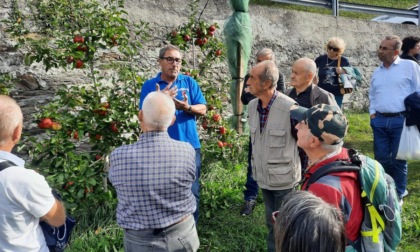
[{"x1": 124, "y1": 215, "x2": 199, "y2": 252}]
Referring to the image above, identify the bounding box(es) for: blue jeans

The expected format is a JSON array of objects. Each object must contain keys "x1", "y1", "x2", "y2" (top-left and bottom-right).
[
  {"x1": 261, "y1": 188, "x2": 293, "y2": 252},
  {"x1": 243, "y1": 139, "x2": 259, "y2": 201},
  {"x1": 192, "y1": 149, "x2": 201, "y2": 223},
  {"x1": 124, "y1": 215, "x2": 199, "y2": 252},
  {"x1": 370, "y1": 115, "x2": 407, "y2": 197},
  {"x1": 335, "y1": 95, "x2": 343, "y2": 108}
]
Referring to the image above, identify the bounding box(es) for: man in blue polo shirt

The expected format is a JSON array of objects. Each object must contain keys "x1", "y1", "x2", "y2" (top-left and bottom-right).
[{"x1": 139, "y1": 45, "x2": 207, "y2": 223}]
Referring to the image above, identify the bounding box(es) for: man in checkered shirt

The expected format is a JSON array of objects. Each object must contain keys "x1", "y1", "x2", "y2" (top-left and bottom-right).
[{"x1": 109, "y1": 91, "x2": 199, "y2": 251}]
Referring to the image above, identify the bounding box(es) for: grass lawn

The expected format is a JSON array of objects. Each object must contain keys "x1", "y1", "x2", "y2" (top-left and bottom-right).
[{"x1": 67, "y1": 112, "x2": 420, "y2": 251}]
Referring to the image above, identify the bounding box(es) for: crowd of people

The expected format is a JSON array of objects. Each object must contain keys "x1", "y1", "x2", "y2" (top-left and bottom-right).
[{"x1": 1, "y1": 34, "x2": 419, "y2": 251}]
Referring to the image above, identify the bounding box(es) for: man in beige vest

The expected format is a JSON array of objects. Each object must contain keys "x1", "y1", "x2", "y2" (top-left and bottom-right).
[{"x1": 247, "y1": 60, "x2": 301, "y2": 252}]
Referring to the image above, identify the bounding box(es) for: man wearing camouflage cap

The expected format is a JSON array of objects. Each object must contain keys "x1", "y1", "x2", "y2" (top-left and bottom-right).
[{"x1": 291, "y1": 104, "x2": 363, "y2": 249}]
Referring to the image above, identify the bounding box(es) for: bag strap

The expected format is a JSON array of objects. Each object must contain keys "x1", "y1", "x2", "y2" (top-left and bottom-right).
[
  {"x1": 304, "y1": 161, "x2": 360, "y2": 190},
  {"x1": 0, "y1": 161, "x2": 17, "y2": 172},
  {"x1": 337, "y1": 55, "x2": 341, "y2": 68}
]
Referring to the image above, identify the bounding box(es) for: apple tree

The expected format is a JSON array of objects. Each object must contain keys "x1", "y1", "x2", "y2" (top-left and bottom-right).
[{"x1": 7, "y1": 0, "x2": 149, "y2": 209}]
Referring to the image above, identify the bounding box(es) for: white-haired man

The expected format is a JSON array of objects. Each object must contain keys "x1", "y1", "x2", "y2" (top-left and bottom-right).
[
  {"x1": 110, "y1": 91, "x2": 199, "y2": 251},
  {"x1": 0, "y1": 95, "x2": 66, "y2": 251}
]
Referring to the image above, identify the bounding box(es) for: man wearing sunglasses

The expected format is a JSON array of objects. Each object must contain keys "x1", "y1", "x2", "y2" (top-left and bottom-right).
[
  {"x1": 139, "y1": 45, "x2": 207, "y2": 223},
  {"x1": 369, "y1": 35, "x2": 420, "y2": 205}
]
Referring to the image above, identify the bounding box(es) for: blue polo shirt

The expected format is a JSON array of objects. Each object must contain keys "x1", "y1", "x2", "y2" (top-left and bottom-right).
[{"x1": 139, "y1": 73, "x2": 206, "y2": 149}]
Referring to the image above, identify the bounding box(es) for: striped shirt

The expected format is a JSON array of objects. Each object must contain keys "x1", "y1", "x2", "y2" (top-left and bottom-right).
[{"x1": 109, "y1": 131, "x2": 196, "y2": 230}]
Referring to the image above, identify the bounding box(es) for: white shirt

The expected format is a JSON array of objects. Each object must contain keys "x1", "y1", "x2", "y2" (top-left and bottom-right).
[
  {"x1": 369, "y1": 57, "x2": 420, "y2": 115},
  {"x1": 0, "y1": 151, "x2": 55, "y2": 252}
]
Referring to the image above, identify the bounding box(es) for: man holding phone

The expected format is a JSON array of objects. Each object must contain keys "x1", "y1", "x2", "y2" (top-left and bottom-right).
[{"x1": 139, "y1": 45, "x2": 207, "y2": 223}]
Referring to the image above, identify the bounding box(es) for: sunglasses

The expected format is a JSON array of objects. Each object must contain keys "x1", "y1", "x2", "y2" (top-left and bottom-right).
[{"x1": 327, "y1": 46, "x2": 340, "y2": 52}]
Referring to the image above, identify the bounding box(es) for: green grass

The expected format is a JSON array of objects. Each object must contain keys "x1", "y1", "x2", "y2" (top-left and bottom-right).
[{"x1": 66, "y1": 112, "x2": 420, "y2": 251}]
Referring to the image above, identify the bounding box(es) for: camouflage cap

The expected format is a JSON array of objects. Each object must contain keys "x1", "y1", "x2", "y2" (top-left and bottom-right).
[{"x1": 290, "y1": 104, "x2": 348, "y2": 145}]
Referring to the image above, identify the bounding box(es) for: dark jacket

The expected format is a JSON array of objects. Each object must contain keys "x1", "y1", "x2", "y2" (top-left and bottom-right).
[
  {"x1": 405, "y1": 92, "x2": 420, "y2": 130},
  {"x1": 285, "y1": 84, "x2": 339, "y2": 108}
]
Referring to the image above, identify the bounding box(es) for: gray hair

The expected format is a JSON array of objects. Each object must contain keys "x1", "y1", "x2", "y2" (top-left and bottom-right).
[
  {"x1": 385, "y1": 35, "x2": 402, "y2": 51},
  {"x1": 142, "y1": 91, "x2": 175, "y2": 131},
  {"x1": 258, "y1": 60, "x2": 279, "y2": 89},
  {"x1": 159, "y1": 45, "x2": 182, "y2": 58},
  {"x1": 0, "y1": 95, "x2": 23, "y2": 146},
  {"x1": 296, "y1": 57, "x2": 317, "y2": 78},
  {"x1": 256, "y1": 48, "x2": 275, "y2": 62},
  {"x1": 275, "y1": 191, "x2": 346, "y2": 252}
]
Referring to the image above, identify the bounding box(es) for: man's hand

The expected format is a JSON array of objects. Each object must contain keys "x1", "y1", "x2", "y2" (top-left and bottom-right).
[
  {"x1": 370, "y1": 113, "x2": 376, "y2": 119},
  {"x1": 173, "y1": 91, "x2": 189, "y2": 111},
  {"x1": 156, "y1": 83, "x2": 178, "y2": 98}
]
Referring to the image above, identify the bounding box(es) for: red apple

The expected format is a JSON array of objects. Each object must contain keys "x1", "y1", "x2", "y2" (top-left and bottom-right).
[
  {"x1": 215, "y1": 49, "x2": 222, "y2": 57},
  {"x1": 208, "y1": 25, "x2": 216, "y2": 32},
  {"x1": 67, "y1": 56, "x2": 74, "y2": 64},
  {"x1": 77, "y1": 45, "x2": 88, "y2": 52},
  {"x1": 207, "y1": 30, "x2": 215, "y2": 37},
  {"x1": 110, "y1": 122, "x2": 119, "y2": 133},
  {"x1": 171, "y1": 30, "x2": 178, "y2": 37},
  {"x1": 94, "y1": 134, "x2": 102, "y2": 140},
  {"x1": 202, "y1": 121, "x2": 208, "y2": 130},
  {"x1": 223, "y1": 142, "x2": 228, "y2": 147},
  {"x1": 217, "y1": 141, "x2": 224, "y2": 148},
  {"x1": 184, "y1": 72, "x2": 191, "y2": 76},
  {"x1": 75, "y1": 60, "x2": 84, "y2": 69},
  {"x1": 95, "y1": 154, "x2": 102, "y2": 160},
  {"x1": 183, "y1": 35, "x2": 191, "y2": 41},
  {"x1": 38, "y1": 118, "x2": 53, "y2": 129},
  {"x1": 219, "y1": 126, "x2": 226, "y2": 135},
  {"x1": 213, "y1": 114, "x2": 221, "y2": 122},
  {"x1": 73, "y1": 35, "x2": 84, "y2": 43}
]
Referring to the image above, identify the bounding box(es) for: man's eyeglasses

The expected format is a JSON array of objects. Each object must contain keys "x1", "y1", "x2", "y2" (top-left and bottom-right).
[
  {"x1": 327, "y1": 46, "x2": 340, "y2": 52},
  {"x1": 378, "y1": 46, "x2": 395, "y2": 51},
  {"x1": 160, "y1": 57, "x2": 182, "y2": 64}
]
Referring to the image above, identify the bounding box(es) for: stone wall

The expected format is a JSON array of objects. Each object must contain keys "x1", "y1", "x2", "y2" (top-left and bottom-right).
[{"x1": 1, "y1": 0, "x2": 420, "y2": 129}]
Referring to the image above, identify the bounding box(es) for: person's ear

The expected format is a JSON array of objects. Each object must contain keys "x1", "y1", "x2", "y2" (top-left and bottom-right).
[
  {"x1": 12, "y1": 124, "x2": 22, "y2": 145},
  {"x1": 309, "y1": 135, "x2": 321, "y2": 148},
  {"x1": 138, "y1": 110, "x2": 143, "y2": 123},
  {"x1": 170, "y1": 115, "x2": 176, "y2": 126}
]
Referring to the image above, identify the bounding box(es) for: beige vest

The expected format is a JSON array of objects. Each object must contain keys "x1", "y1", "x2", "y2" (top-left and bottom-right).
[{"x1": 248, "y1": 93, "x2": 301, "y2": 190}]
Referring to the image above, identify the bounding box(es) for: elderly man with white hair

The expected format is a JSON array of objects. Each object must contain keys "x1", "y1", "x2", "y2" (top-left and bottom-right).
[
  {"x1": 109, "y1": 91, "x2": 199, "y2": 252},
  {"x1": 0, "y1": 95, "x2": 66, "y2": 251}
]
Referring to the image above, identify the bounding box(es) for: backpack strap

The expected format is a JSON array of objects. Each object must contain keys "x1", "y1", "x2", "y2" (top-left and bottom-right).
[
  {"x1": 0, "y1": 161, "x2": 17, "y2": 172},
  {"x1": 304, "y1": 161, "x2": 360, "y2": 190}
]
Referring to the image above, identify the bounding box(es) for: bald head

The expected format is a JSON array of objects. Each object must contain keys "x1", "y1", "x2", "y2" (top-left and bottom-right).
[
  {"x1": 0, "y1": 95, "x2": 23, "y2": 147},
  {"x1": 290, "y1": 57, "x2": 317, "y2": 91},
  {"x1": 141, "y1": 91, "x2": 176, "y2": 131}
]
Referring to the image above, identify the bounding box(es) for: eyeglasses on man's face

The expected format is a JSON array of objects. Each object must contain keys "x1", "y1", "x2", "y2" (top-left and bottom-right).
[
  {"x1": 327, "y1": 45, "x2": 340, "y2": 52},
  {"x1": 378, "y1": 46, "x2": 395, "y2": 51},
  {"x1": 160, "y1": 57, "x2": 182, "y2": 64}
]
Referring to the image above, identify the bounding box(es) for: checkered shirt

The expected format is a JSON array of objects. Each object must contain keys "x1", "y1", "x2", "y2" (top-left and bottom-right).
[
  {"x1": 109, "y1": 131, "x2": 196, "y2": 230},
  {"x1": 257, "y1": 90, "x2": 279, "y2": 133}
]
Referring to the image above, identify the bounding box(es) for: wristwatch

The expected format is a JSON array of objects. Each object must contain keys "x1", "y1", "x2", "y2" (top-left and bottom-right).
[{"x1": 188, "y1": 105, "x2": 192, "y2": 114}]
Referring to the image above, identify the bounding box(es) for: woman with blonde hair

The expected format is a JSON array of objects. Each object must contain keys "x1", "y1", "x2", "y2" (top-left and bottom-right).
[{"x1": 315, "y1": 37, "x2": 351, "y2": 107}]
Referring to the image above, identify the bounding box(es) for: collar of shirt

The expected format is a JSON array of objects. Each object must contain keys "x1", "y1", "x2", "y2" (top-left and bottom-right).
[
  {"x1": 0, "y1": 150, "x2": 25, "y2": 167},
  {"x1": 257, "y1": 90, "x2": 279, "y2": 132},
  {"x1": 156, "y1": 72, "x2": 188, "y2": 85},
  {"x1": 380, "y1": 56, "x2": 401, "y2": 69}
]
